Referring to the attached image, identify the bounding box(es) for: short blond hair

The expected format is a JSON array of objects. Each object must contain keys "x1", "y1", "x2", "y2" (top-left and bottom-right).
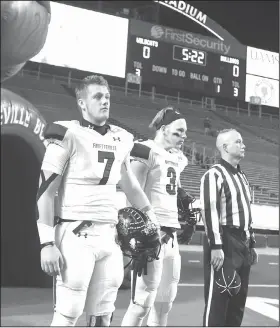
[{"x1": 75, "y1": 75, "x2": 110, "y2": 111}]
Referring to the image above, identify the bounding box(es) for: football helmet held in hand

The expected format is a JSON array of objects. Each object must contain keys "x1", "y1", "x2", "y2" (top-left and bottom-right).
[
  {"x1": 117, "y1": 207, "x2": 161, "y2": 303},
  {"x1": 117, "y1": 207, "x2": 161, "y2": 264},
  {"x1": 177, "y1": 187, "x2": 201, "y2": 244}
]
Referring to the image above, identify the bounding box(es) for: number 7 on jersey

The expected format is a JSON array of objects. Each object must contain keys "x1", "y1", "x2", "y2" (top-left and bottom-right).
[{"x1": 98, "y1": 151, "x2": 115, "y2": 185}]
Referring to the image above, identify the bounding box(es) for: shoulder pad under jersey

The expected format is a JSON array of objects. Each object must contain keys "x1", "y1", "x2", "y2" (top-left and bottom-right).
[
  {"x1": 108, "y1": 124, "x2": 129, "y2": 134},
  {"x1": 44, "y1": 122, "x2": 69, "y2": 141},
  {"x1": 110, "y1": 125, "x2": 134, "y2": 142},
  {"x1": 168, "y1": 148, "x2": 188, "y2": 169},
  {"x1": 178, "y1": 152, "x2": 188, "y2": 167},
  {"x1": 130, "y1": 142, "x2": 152, "y2": 160},
  {"x1": 134, "y1": 138, "x2": 148, "y2": 144},
  {"x1": 143, "y1": 140, "x2": 168, "y2": 157},
  {"x1": 138, "y1": 139, "x2": 152, "y2": 145}
]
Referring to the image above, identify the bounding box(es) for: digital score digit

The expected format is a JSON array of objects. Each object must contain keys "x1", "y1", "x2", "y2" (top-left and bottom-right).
[
  {"x1": 220, "y1": 55, "x2": 243, "y2": 98},
  {"x1": 173, "y1": 45, "x2": 207, "y2": 66}
]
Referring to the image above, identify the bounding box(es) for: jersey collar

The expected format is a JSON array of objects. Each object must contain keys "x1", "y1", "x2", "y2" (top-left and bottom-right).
[
  {"x1": 80, "y1": 118, "x2": 110, "y2": 136},
  {"x1": 219, "y1": 158, "x2": 241, "y2": 175}
]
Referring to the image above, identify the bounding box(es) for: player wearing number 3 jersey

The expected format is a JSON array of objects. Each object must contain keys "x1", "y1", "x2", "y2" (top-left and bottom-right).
[
  {"x1": 122, "y1": 107, "x2": 188, "y2": 326},
  {"x1": 36, "y1": 75, "x2": 160, "y2": 327}
]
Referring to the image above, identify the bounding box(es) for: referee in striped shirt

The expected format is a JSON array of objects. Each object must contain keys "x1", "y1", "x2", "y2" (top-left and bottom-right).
[{"x1": 200, "y1": 129, "x2": 258, "y2": 327}]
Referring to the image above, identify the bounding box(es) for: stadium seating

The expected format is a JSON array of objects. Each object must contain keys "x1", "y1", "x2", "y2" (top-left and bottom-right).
[
  {"x1": 180, "y1": 164, "x2": 279, "y2": 206},
  {"x1": 2, "y1": 71, "x2": 278, "y2": 206}
]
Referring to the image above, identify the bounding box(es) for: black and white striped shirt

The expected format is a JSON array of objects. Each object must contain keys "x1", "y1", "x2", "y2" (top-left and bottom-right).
[{"x1": 200, "y1": 158, "x2": 256, "y2": 249}]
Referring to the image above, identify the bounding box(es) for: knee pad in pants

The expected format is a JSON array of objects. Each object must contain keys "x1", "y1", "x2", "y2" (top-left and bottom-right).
[
  {"x1": 121, "y1": 302, "x2": 151, "y2": 326},
  {"x1": 51, "y1": 311, "x2": 78, "y2": 326},
  {"x1": 147, "y1": 302, "x2": 173, "y2": 326},
  {"x1": 55, "y1": 284, "x2": 86, "y2": 319}
]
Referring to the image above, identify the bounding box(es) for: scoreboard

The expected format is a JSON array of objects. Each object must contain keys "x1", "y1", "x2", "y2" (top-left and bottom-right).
[
  {"x1": 30, "y1": 3, "x2": 279, "y2": 108},
  {"x1": 126, "y1": 20, "x2": 247, "y2": 101}
]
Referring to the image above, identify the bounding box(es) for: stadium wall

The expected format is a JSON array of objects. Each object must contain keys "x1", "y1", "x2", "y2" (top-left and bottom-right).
[{"x1": 115, "y1": 192, "x2": 279, "y2": 231}]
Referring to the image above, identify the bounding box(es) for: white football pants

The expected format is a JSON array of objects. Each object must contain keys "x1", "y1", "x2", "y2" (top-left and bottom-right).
[
  {"x1": 121, "y1": 232, "x2": 181, "y2": 326},
  {"x1": 51, "y1": 221, "x2": 123, "y2": 325}
]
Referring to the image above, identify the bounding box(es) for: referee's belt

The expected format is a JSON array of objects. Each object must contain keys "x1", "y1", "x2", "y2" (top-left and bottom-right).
[
  {"x1": 54, "y1": 217, "x2": 93, "y2": 235},
  {"x1": 222, "y1": 225, "x2": 250, "y2": 241}
]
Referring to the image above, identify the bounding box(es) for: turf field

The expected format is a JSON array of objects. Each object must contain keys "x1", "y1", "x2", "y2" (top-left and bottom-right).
[{"x1": 1, "y1": 246, "x2": 278, "y2": 327}]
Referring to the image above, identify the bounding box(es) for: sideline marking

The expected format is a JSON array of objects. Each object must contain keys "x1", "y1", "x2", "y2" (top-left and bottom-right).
[
  {"x1": 246, "y1": 297, "x2": 279, "y2": 322},
  {"x1": 178, "y1": 283, "x2": 279, "y2": 288}
]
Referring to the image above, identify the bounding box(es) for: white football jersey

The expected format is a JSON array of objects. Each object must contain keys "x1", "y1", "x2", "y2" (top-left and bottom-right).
[
  {"x1": 132, "y1": 139, "x2": 188, "y2": 228},
  {"x1": 42, "y1": 120, "x2": 134, "y2": 223}
]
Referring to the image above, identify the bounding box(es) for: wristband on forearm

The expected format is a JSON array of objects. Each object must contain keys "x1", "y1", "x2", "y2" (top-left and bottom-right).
[
  {"x1": 40, "y1": 241, "x2": 55, "y2": 250},
  {"x1": 211, "y1": 244, "x2": 223, "y2": 250}
]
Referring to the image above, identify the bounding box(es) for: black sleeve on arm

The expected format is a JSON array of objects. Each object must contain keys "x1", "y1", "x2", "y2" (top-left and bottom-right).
[
  {"x1": 44, "y1": 123, "x2": 68, "y2": 141},
  {"x1": 130, "y1": 143, "x2": 151, "y2": 160}
]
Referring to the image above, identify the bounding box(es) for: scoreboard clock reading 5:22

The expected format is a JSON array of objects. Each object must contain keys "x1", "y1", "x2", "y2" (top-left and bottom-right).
[{"x1": 126, "y1": 34, "x2": 246, "y2": 101}]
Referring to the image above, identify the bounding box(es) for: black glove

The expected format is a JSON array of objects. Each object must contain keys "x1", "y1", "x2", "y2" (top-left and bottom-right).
[
  {"x1": 177, "y1": 187, "x2": 196, "y2": 216},
  {"x1": 177, "y1": 187, "x2": 200, "y2": 244},
  {"x1": 177, "y1": 218, "x2": 197, "y2": 245},
  {"x1": 160, "y1": 227, "x2": 176, "y2": 247}
]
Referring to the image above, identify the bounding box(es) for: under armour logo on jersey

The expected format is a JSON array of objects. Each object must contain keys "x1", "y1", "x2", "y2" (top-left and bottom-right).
[
  {"x1": 113, "y1": 137, "x2": 121, "y2": 141},
  {"x1": 86, "y1": 125, "x2": 95, "y2": 131}
]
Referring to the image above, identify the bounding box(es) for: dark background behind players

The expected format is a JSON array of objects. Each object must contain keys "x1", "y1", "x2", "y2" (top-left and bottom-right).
[{"x1": 60, "y1": 1, "x2": 279, "y2": 52}]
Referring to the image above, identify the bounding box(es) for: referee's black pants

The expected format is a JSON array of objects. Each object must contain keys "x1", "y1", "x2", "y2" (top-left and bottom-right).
[{"x1": 202, "y1": 227, "x2": 251, "y2": 327}]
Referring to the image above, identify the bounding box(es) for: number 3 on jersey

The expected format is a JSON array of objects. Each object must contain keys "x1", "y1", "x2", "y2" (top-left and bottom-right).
[
  {"x1": 166, "y1": 167, "x2": 177, "y2": 195},
  {"x1": 98, "y1": 151, "x2": 115, "y2": 185}
]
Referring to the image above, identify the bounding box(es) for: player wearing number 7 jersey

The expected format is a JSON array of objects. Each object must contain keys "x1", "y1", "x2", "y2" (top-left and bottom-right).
[
  {"x1": 121, "y1": 107, "x2": 188, "y2": 327},
  {"x1": 36, "y1": 75, "x2": 160, "y2": 327}
]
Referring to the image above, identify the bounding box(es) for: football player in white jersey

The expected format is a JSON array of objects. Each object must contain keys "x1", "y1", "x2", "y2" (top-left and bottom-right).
[
  {"x1": 121, "y1": 107, "x2": 188, "y2": 326},
  {"x1": 36, "y1": 75, "x2": 160, "y2": 327}
]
